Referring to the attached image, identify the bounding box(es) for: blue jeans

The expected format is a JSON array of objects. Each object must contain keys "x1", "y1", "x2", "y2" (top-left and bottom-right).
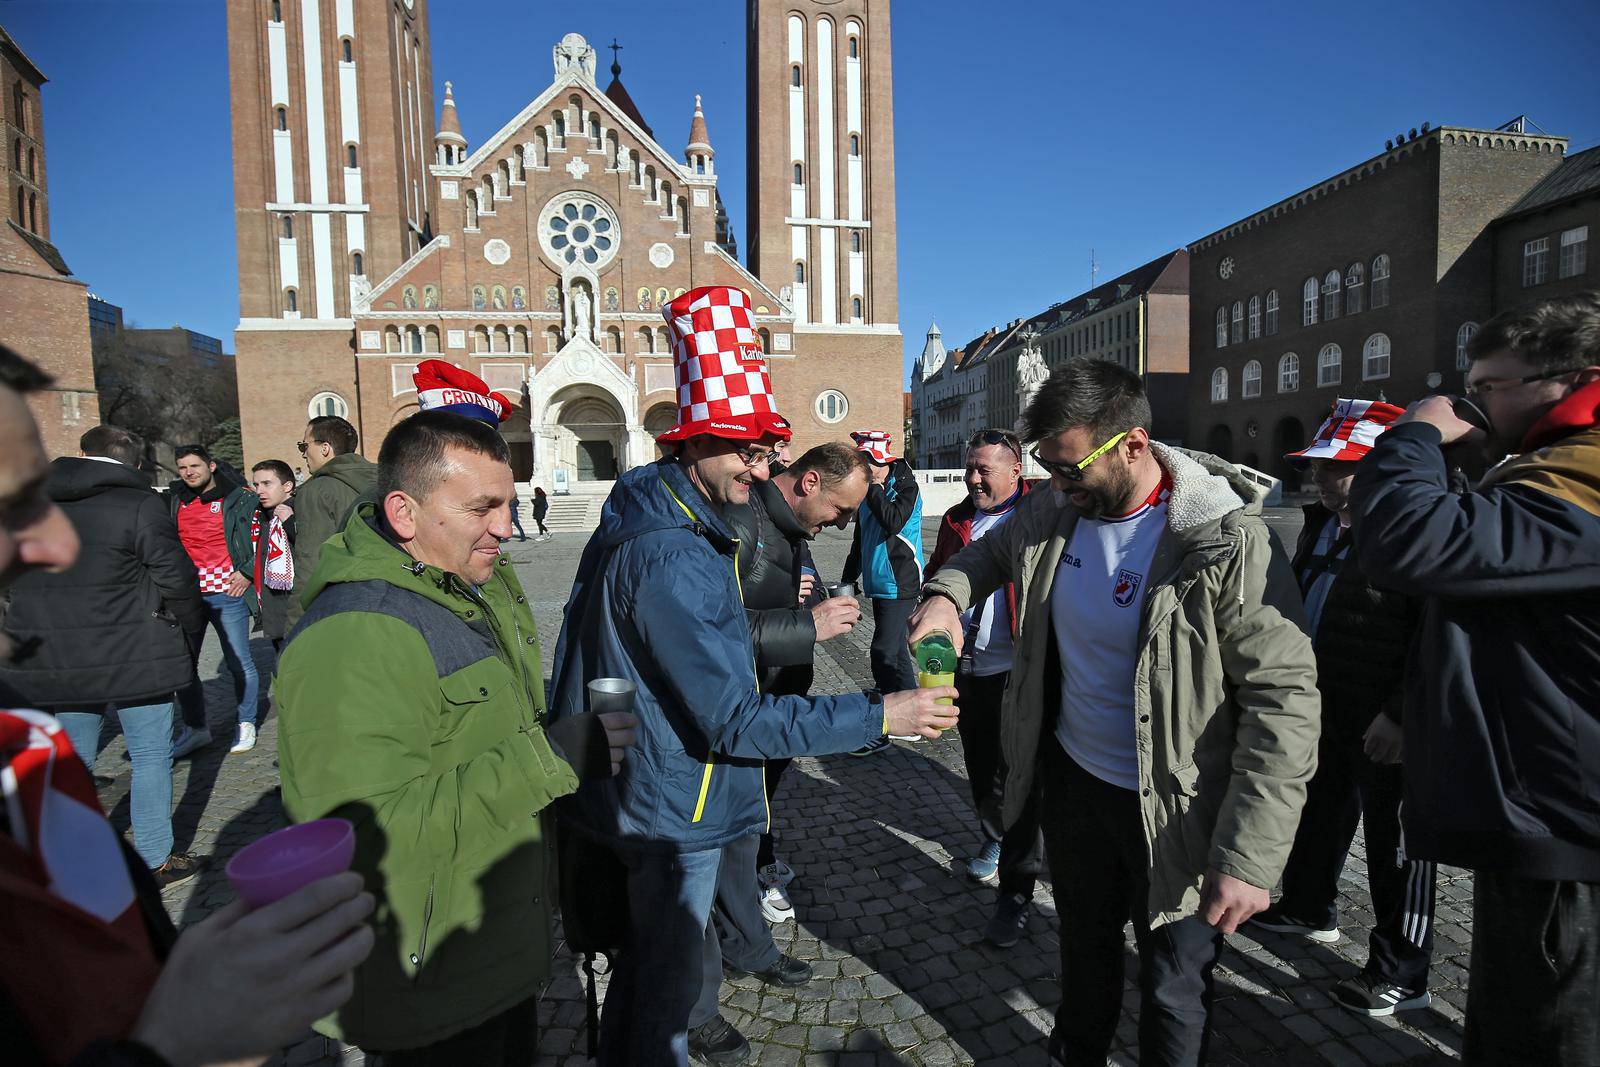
[
  {"x1": 58, "y1": 703, "x2": 174, "y2": 868},
  {"x1": 599, "y1": 836, "x2": 771, "y2": 1066},
  {"x1": 178, "y1": 592, "x2": 260, "y2": 729}
]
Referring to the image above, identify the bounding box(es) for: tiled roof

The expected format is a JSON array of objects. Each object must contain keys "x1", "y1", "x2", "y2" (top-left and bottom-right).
[
  {"x1": 8, "y1": 220, "x2": 71, "y2": 276},
  {"x1": 1504, "y1": 145, "x2": 1600, "y2": 218}
]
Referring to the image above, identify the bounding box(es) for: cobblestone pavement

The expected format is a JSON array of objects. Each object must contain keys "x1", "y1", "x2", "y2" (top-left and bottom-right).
[{"x1": 85, "y1": 508, "x2": 1470, "y2": 1065}]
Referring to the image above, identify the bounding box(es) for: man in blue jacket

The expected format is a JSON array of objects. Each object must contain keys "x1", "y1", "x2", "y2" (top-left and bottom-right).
[
  {"x1": 551, "y1": 287, "x2": 957, "y2": 1067},
  {"x1": 1349, "y1": 291, "x2": 1600, "y2": 1063}
]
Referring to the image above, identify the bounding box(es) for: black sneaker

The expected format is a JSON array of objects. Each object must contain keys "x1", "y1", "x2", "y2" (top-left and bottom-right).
[
  {"x1": 152, "y1": 852, "x2": 206, "y2": 889},
  {"x1": 850, "y1": 736, "x2": 891, "y2": 756},
  {"x1": 723, "y1": 952, "x2": 812, "y2": 988},
  {"x1": 1331, "y1": 973, "x2": 1430, "y2": 1017},
  {"x1": 1245, "y1": 904, "x2": 1339, "y2": 943},
  {"x1": 984, "y1": 892, "x2": 1030, "y2": 948},
  {"x1": 687, "y1": 1014, "x2": 752, "y2": 1065}
]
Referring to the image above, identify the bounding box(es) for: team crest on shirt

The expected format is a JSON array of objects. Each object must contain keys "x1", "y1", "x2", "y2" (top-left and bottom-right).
[
  {"x1": 1112, "y1": 568, "x2": 1143, "y2": 608},
  {"x1": 209, "y1": 501, "x2": 221, "y2": 514}
]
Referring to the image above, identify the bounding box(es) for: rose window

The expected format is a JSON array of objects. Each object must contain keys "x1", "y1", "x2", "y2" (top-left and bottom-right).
[{"x1": 540, "y1": 194, "x2": 619, "y2": 269}]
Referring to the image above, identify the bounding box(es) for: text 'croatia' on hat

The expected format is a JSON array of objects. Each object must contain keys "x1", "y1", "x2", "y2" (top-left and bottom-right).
[
  {"x1": 655, "y1": 285, "x2": 792, "y2": 445},
  {"x1": 1284, "y1": 397, "x2": 1406, "y2": 466},
  {"x1": 849, "y1": 429, "x2": 896, "y2": 466},
  {"x1": 413, "y1": 359, "x2": 514, "y2": 428}
]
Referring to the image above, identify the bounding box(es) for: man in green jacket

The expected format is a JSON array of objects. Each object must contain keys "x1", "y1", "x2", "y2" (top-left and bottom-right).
[
  {"x1": 275, "y1": 410, "x2": 636, "y2": 1061},
  {"x1": 911, "y1": 359, "x2": 1320, "y2": 1067},
  {"x1": 286, "y1": 414, "x2": 377, "y2": 631}
]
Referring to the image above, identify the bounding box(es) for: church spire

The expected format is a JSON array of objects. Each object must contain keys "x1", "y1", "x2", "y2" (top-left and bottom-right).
[
  {"x1": 685, "y1": 95, "x2": 715, "y2": 177},
  {"x1": 434, "y1": 80, "x2": 466, "y2": 164}
]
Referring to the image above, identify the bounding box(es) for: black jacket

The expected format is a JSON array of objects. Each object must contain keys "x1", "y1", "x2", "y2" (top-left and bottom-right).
[
  {"x1": 843, "y1": 458, "x2": 924, "y2": 600},
  {"x1": 0, "y1": 458, "x2": 204, "y2": 709},
  {"x1": 1350, "y1": 417, "x2": 1600, "y2": 880},
  {"x1": 1290, "y1": 503, "x2": 1418, "y2": 736},
  {"x1": 728, "y1": 478, "x2": 820, "y2": 696}
]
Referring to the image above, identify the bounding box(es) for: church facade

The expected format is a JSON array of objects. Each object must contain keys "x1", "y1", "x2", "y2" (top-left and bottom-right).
[{"x1": 226, "y1": 1, "x2": 903, "y2": 484}]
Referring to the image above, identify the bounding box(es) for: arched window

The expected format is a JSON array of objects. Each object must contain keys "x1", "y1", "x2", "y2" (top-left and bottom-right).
[
  {"x1": 284, "y1": 287, "x2": 298, "y2": 313},
  {"x1": 275, "y1": 106, "x2": 288, "y2": 131},
  {"x1": 533, "y1": 128, "x2": 549, "y2": 168},
  {"x1": 631, "y1": 151, "x2": 642, "y2": 185},
  {"x1": 472, "y1": 285, "x2": 487, "y2": 311},
  {"x1": 1345, "y1": 262, "x2": 1365, "y2": 314},
  {"x1": 470, "y1": 326, "x2": 488, "y2": 352},
  {"x1": 605, "y1": 326, "x2": 622, "y2": 353},
  {"x1": 1322, "y1": 269, "x2": 1342, "y2": 320},
  {"x1": 424, "y1": 326, "x2": 440, "y2": 353},
  {"x1": 545, "y1": 326, "x2": 561, "y2": 352},
  {"x1": 1362, "y1": 333, "x2": 1391, "y2": 380},
  {"x1": 815, "y1": 390, "x2": 849, "y2": 423},
  {"x1": 638, "y1": 327, "x2": 654, "y2": 353},
  {"x1": 1370, "y1": 254, "x2": 1391, "y2": 308},
  {"x1": 384, "y1": 326, "x2": 400, "y2": 352},
  {"x1": 1215, "y1": 306, "x2": 1228, "y2": 348},
  {"x1": 512, "y1": 326, "x2": 529, "y2": 353},
  {"x1": 644, "y1": 164, "x2": 656, "y2": 199},
  {"x1": 852, "y1": 296, "x2": 863, "y2": 320},
  {"x1": 271, "y1": 0, "x2": 282, "y2": 21},
  {"x1": 1247, "y1": 295, "x2": 1261, "y2": 339},
  {"x1": 793, "y1": 162, "x2": 803, "y2": 184},
  {"x1": 588, "y1": 114, "x2": 601, "y2": 141},
  {"x1": 1209, "y1": 367, "x2": 1228, "y2": 403},
  {"x1": 1278, "y1": 352, "x2": 1300, "y2": 393},
  {"x1": 308, "y1": 392, "x2": 347, "y2": 419},
  {"x1": 1302, "y1": 277, "x2": 1319, "y2": 326},
  {"x1": 657, "y1": 325, "x2": 671, "y2": 351},
  {"x1": 405, "y1": 326, "x2": 422, "y2": 354},
  {"x1": 492, "y1": 325, "x2": 509, "y2": 353},
  {"x1": 851, "y1": 231, "x2": 862, "y2": 253},
  {"x1": 465, "y1": 190, "x2": 478, "y2": 228},
  {"x1": 1242, "y1": 360, "x2": 1262, "y2": 398},
  {"x1": 25, "y1": 146, "x2": 33, "y2": 180},
  {"x1": 791, "y1": 65, "x2": 802, "y2": 87},
  {"x1": 661, "y1": 181, "x2": 674, "y2": 215},
  {"x1": 848, "y1": 36, "x2": 859, "y2": 59},
  {"x1": 281, "y1": 215, "x2": 293, "y2": 239},
  {"x1": 1456, "y1": 321, "x2": 1478, "y2": 371},
  {"x1": 677, "y1": 197, "x2": 689, "y2": 233},
  {"x1": 758, "y1": 327, "x2": 772, "y2": 353},
  {"x1": 1265, "y1": 289, "x2": 1280, "y2": 335},
  {"x1": 1317, "y1": 343, "x2": 1342, "y2": 387},
  {"x1": 794, "y1": 261, "x2": 806, "y2": 284},
  {"x1": 351, "y1": 252, "x2": 363, "y2": 274},
  {"x1": 850, "y1": 134, "x2": 860, "y2": 157},
  {"x1": 341, "y1": 38, "x2": 352, "y2": 62},
  {"x1": 1230, "y1": 301, "x2": 1244, "y2": 344},
  {"x1": 11, "y1": 139, "x2": 18, "y2": 170},
  {"x1": 553, "y1": 110, "x2": 566, "y2": 144}
]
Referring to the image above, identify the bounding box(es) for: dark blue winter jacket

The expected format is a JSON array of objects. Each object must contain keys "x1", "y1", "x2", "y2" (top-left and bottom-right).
[
  {"x1": 549, "y1": 459, "x2": 882, "y2": 851},
  {"x1": 843, "y1": 459, "x2": 924, "y2": 600}
]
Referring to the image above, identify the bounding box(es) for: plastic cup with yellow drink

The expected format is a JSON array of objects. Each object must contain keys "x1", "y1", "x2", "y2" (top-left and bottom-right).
[{"x1": 913, "y1": 630, "x2": 957, "y2": 706}]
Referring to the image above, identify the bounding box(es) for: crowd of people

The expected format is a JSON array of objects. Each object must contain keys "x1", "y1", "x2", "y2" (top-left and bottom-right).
[{"x1": 0, "y1": 284, "x2": 1594, "y2": 1067}]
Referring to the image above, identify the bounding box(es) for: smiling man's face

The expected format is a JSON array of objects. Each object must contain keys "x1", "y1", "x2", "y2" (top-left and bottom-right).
[{"x1": 398, "y1": 445, "x2": 514, "y2": 585}]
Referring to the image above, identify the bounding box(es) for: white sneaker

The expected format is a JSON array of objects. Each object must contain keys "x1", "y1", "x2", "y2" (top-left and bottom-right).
[
  {"x1": 229, "y1": 723, "x2": 257, "y2": 754},
  {"x1": 759, "y1": 884, "x2": 795, "y2": 924},
  {"x1": 759, "y1": 860, "x2": 796, "y2": 889}
]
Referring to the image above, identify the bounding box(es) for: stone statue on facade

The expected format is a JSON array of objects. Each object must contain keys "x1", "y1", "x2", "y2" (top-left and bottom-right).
[
  {"x1": 554, "y1": 33, "x2": 596, "y2": 81},
  {"x1": 1015, "y1": 329, "x2": 1050, "y2": 422},
  {"x1": 568, "y1": 280, "x2": 594, "y2": 343}
]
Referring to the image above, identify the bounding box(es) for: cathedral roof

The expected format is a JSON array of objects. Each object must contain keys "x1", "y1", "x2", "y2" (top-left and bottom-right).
[
  {"x1": 0, "y1": 25, "x2": 47, "y2": 86},
  {"x1": 686, "y1": 95, "x2": 712, "y2": 155},
  {"x1": 436, "y1": 81, "x2": 465, "y2": 144},
  {"x1": 604, "y1": 69, "x2": 653, "y2": 140}
]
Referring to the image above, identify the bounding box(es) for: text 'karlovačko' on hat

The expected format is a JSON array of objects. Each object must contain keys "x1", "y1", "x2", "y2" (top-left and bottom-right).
[
  {"x1": 1284, "y1": 397, "x2": 1405, "y2": 467},
  {"x1": 655, "y1": 285, "x2": 792, "y2": 445}
]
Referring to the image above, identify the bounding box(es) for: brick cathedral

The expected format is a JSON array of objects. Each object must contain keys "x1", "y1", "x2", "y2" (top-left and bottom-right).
[{"x1": 227, "y1": 0, "x2": 903, "y2": 483}]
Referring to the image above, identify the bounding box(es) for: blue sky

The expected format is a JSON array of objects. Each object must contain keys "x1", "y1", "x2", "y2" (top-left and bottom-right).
[{"x1": 8, "y1": 0, "x2": 1599, "y2": 383}]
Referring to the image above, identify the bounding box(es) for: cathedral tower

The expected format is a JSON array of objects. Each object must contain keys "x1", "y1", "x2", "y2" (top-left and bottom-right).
[{"x1": 746, "y1": 0, "x2": 904, "y2": 451}]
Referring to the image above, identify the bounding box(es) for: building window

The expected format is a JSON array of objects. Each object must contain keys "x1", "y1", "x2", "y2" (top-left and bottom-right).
[
  {"x1": 849, "y1": 134, "x2": 860, "y2": 157},
  {"x1": 1363, "y1": 333, "x2": 1391, "y2": 380},
  {"x1": 852, "y1": 296, "x2": 863, "y2": 320},
  {"x1": 1278, "y1": 352, "x2": 1300, "y2": 393},
  {"x1": 1302, "y1": 277, "x2": 1319, "y2": 326},
  {"x1": 588, "y1": 114, "x2": 601, "y2": 141},
  {"x1": 1215, "y1": 306, "x2": 1227, "y2": 349},
  {"x1": 271, "y1": 0, "x2": 282, "y2": 20},
  {"x1": 284, "y1": 287, "x2": 298, "y2": 313},
  {"x1": 351, "y1": 251, "x2": 363, "y2": 275},
  {"x1": 281, "y1": 215, "x2": 293, "y2": 238},
  {"x1": 791, "y1": 65, "x2": 802, "y2": 87},
  {"x1": 848, "y1": 36, "x2": 859, "y2": 58},
  {"x1": 1322, "y1": 269, "x2": 1342, "y2": 320},
  {"x1": 1371, "y1": 253, "x2": 1391, "y2": 307},
  {"x1": 308, "y1": 392, "x2": 348, "y2": 419},
  {"x1": 1317, "y1": 343, "x2": 1342, "y2": 387},
  {"x1": 1345, "y1": 262, "x2": 1365, "y2": 314},
  {"x1": 1209, "y1": 367, "x2": 1228, "y2": 403},
  {"x1": 793, "y1": 162, "x2": 803, "y2": 184},
  {"x1": 1265, "y1": 289, "x2": 1280, "y2": 335},
  {"x1": 1522, "y1": 237, "x2": 1551, "y2": 286},
  {"x1": 1456, "y1": 322, "x2": 1478, "y2": 371},
  {"x1": 275, "y1": 106, "x2": 288, "y2": 131},
  {"x1": 851, "y1": 231, "x2": 862, "y2": 253},
  {"x1": 815, "y1": 389, "x2": 849, "y2": 423},
  {"x1": 1230, "y1": 301, "x2": 1244, "y2": 345},
  {"x1": 346, "y1": 144, "x2": 358, "y2": 168},
  {"x1": 794, "y1": 261, "x2": 806, "y2": 284},
  {"x1": 1247, "y1": 295, "x2": 1261, "y2": 340},
  {"x1": 26, "y1": 145, "x2": 33, "y2": 180},
  {"x1": 1560, "y1": 226, "x2": 1589, "y2": 279},
  {"x1": 341, "y1": 38, "x2": 352, "y2": 62},
  {"x1": 1242, "y1": 360, "x2": 1262, "y2": 398}
]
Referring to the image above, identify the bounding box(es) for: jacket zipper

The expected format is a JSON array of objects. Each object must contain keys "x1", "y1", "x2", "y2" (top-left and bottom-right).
[{"x1": 411, "y1": 881, "x2": 435, "y2": 976}]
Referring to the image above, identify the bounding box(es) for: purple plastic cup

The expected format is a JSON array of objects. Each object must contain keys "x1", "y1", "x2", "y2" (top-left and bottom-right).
[{"x1": 226, "y1": 818, "x2": 356, "y2": 909}]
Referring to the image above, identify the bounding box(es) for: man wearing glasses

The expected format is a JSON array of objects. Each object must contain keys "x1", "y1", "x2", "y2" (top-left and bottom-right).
[
  {"x1": 285, "y1": 415, "x2": 375, "y2": 632},
  {"x1": 911, "y1": 358, "x2": 1319, "y2": 1066},
  {"x1": 1349, "y1": 292, "x2": 1600, "y2": 1062},
  {"x1": 551, "y1": 286, "x2": 958, "y2": 1066}
]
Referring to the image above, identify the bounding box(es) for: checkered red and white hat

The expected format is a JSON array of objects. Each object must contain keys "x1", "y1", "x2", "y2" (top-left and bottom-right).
[
  {"x1": 413, "y1": 359, "x2": 515, "y2": 427},
  {"x1": 1285, "y1": 398, "x2": 1405, "y2": 466},
  {"x1": 656, "y1": 286, "x2": 792, "y2": 444},
  {"x1": 850, "y1": 429, "x2": 897, "y2": 465}
]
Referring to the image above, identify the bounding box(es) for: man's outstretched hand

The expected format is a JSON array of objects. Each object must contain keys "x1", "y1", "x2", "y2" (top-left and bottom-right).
[{"x1": 882, "y1": 686, "x2": 959, "y2": 740}]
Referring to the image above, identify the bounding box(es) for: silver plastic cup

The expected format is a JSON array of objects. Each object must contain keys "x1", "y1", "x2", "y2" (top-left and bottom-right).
[
  {"x1": 826, "y1": 582, "x2": 857, "y2": 599},
  {"x1": 587, "y1": 677, "x2": 636, "y2": 714}
]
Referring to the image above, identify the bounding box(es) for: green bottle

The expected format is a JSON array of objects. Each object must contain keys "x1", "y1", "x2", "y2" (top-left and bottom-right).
[{"x1": 913, "y1": 630, "x2": 957, "y2": 705}]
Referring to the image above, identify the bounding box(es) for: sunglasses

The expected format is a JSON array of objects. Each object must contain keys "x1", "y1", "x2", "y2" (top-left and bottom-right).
[
  {"x1": 1463, "y1": 367, "x2": 1577, "y2": 398},
  {"x1": 1029, "y1": 431, "x2": 1128, "y2": 482},
  {"x1": 733, "y1": 444, "x2": 781, "y2": 467},
  {"x1": 968, "y1": 429, "x2": 1021, "y2": 460}
]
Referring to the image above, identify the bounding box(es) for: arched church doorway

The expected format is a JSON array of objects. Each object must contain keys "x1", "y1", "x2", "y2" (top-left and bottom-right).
[
  {"x1": 551, "y1": 386, "x2": 625, "y2": 481},
  {"x1": 644, "y1": 402, "x2": 677, "y2": 459},
  {"x1": 1272, "y1": 416, "x2": 1306, "y2": 491},
  {"x1": 1205, "y1": 424, "x2": 1234, "y2": 463}
]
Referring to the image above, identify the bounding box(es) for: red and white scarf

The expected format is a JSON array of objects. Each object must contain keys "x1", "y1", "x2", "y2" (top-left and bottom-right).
[{"x1": 251, "y1": 510, "x2": 294, "y2": 592}]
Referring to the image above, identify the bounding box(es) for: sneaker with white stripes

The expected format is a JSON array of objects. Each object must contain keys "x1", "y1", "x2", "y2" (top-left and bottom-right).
[
  {"x1": 1330, "y1": 973, "x2": 1430, "y2": 1017},
  {"x1": 1246, "y1": 904, "x2": 1339, "y2": 943}
]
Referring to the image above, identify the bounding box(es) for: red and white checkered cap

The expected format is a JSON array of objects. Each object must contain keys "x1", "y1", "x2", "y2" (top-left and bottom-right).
[
  {"x1": 1285, "y1": 398, "x2": 1406, "y2": 466},
  {"x1": 850, "y1": 429, "x2": 897, "y2": 465},
  {"x1": 656, "y1": 286, "x2": 792, "y2": 444}
]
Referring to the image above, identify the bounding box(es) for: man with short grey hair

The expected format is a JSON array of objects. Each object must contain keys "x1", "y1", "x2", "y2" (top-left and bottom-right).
[{"x1": 911, "y1": 358, "x2": 1320, "y2": 1066}]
